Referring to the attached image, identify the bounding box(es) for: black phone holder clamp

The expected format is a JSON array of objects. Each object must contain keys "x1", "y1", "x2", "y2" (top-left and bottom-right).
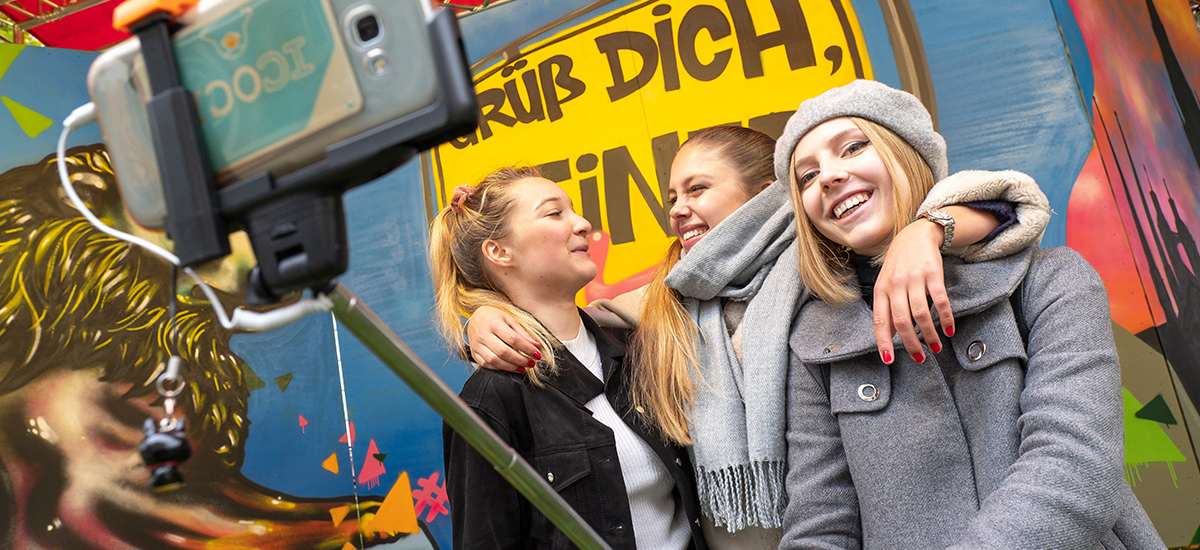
[
  {"x1": 117, "y1": 0, "x2": 479, "y2": 303},
  {"x1": 123, "y1": 6, "x2": 230, "y2": 267}
]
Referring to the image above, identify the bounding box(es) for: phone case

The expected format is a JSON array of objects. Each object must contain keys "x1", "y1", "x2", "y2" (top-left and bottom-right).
[{"x1": 88, "y1": 0, "x2": 440, "y2": 229}]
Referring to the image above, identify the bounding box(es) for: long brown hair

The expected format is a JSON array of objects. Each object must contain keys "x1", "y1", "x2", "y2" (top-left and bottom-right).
[
  {"x1": 630, "y1": 125, "x2": 776, "y2": 445},
  {"x1": 789, "y1": 117, "x2": 936, "y2": 304},
  {"x1": 428, "y1": 166, "x2": 562, "y2": 383}
]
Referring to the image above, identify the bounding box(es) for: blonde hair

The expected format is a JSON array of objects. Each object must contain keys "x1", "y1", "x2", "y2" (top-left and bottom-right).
[
  {"x1": 429, "y1": 167, "x2": 561, "y2": 384},
  {"x1": 630, "y1": 125, "x2": 776, "y2": 445},
  {"x1": 789, "y1": 117, "x2": 936, "y2": 304}
]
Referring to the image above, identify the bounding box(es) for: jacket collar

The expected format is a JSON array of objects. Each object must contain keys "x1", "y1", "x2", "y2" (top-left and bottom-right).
[
  {"x1": 791, "y1": 247, "x2": 1035, "y2": 363},
  {"x1": 541, "y1": 310, "x2": 625, "y2": 406}
]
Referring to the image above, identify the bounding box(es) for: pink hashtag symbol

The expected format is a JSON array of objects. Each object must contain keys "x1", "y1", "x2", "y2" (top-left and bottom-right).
[{"x1": 412, "y1": 472, "x2": 450, "y2": 522}]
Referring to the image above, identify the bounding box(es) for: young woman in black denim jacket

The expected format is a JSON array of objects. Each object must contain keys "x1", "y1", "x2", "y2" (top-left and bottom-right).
[{"x1": 430, "y1": 167, "x2": 706, "y2": 550}]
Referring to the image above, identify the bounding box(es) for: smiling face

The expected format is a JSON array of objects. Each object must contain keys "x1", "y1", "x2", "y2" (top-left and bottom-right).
[
  {"x1": 488, "y1": 177, "x2": 597, "y2": 299},
  {"x1": 793, "y1": 117, "x2": 902, "y2": 256},
  {"x1": 667, "y1": 145, "x2": 759, "y2": 251}
]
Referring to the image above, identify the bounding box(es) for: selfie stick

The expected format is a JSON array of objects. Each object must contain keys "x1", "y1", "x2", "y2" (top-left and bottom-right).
[
  {"x1": 111, "y1": 1, "x2": 612, "y2": 548},
  {"x1": 329, "y1": 283, "x2": 611, "y2": 550}
]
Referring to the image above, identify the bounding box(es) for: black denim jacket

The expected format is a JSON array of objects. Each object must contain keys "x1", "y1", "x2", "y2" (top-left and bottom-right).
[{"x1": 443, "y1": 312, "x2": 706, "y2": 549}]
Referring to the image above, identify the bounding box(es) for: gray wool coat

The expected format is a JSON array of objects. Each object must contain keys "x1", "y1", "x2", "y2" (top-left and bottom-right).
[{"x1": 780, "y1": 246, "x2": 1164, "y2": 550}]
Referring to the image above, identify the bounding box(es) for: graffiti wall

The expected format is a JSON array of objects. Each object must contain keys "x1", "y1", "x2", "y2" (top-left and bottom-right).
[
  {"x1": 0, "y1": 0, "x2": 1198, "y2": 548},
  {"x1": 433, "y1": 0, "x2": 1200, "y2": 545},
  {"x1": 1060, "y1": 0, "x2": 1200, "y2": 544},
  {"x1": 0, "y1": 44, "x2": 448, "y2": 549}
]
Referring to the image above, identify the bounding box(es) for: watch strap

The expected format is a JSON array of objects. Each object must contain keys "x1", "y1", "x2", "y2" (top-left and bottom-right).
[{"x1": 914, "y1": 209, "x2": 955, "y2": 251}]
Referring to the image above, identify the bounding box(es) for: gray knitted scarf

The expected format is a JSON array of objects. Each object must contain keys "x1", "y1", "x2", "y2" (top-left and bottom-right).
[{"x1": 663, "y1": 179, "x2": 804, "y2": 531}]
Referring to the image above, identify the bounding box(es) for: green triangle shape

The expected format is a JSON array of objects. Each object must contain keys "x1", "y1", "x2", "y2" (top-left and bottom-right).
[
  {"x1": 0, "y1": 45, "x2": 23, "y2": 82},
  {"x1": 1192, "y1": 522, "x2": 1200, "y2": 545},
  {"x1": 2, "y1": 96, "x2": 53, "y2": 138},
  {"x1": 243, "y1": 366, "x2": 266, "y2": 392},
  {"x1": 1123, "y1": 388, "x2": 1186, "y2": 464},
  {"x1": 374, "y1": 453, "x2": 387, "y2": 462},
  {"x1": 1134, "y1": 393, "x2": 1177, "y2": 425},
  {"x1": 275, "y1": 373, "x2": 294, "y2": 392}
]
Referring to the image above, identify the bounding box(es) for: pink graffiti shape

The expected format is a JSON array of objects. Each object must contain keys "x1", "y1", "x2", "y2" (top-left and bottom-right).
[
  {"x1": 337, "y1": 422, "x2": 355, "y2": 445},
  {"x1": 298, "y1": 414, "x2": 308, "y2": 434},
  {"x1": 583, "y1": 230, "x2": 656, "y2": 303},
  {"x1": 412, "y1": 472, "x2": 449, "y2": 523},
  {"x1": 357, "y1": 439, "x2": 386, "y2": 490}
]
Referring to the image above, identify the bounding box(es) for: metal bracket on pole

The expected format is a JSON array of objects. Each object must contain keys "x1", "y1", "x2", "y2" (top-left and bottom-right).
[{"x1": 327, "y1": 283, "x2": 612, "y2": 550}]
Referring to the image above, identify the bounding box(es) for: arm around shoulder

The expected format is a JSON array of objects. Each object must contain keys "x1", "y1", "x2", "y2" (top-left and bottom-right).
[
  {"x1": 585, "y1": 284, "x2": 648, "y2": 329},
  {"x1": 920, "y1": 170, "x2": 1050, "y2": 262}
]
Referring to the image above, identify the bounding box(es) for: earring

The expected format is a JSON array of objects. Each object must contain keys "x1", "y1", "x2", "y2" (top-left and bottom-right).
[{"x1": 837, "y1": 245, "x2": 853, "y2": 264}]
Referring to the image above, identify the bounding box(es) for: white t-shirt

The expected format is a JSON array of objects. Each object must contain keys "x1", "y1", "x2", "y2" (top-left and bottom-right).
[{"x1": 561, "y1": 322, "x2": 691, "y2": 550}]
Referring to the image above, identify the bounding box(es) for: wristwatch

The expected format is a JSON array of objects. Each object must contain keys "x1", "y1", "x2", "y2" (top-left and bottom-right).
[{"x1": 914, "y1": 209, "x2": 955, "y2": 251}]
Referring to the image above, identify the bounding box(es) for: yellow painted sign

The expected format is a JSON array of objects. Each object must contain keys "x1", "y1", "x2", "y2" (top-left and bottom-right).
[{"x1": 431, "y1": 0, "x2": 872, "y2": 302}]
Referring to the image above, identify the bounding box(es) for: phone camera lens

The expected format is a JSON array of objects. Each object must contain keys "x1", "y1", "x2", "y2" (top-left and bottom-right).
[{"x1": 355, "y1": 15, "x2": 380, "y2": 44}]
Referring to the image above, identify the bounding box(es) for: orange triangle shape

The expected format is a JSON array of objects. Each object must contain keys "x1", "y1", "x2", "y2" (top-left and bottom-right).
[
  {"x1": 341, "y1": 543, "x2": 356, "y2": 550},
  {"x1": 364, "y1": 471, "x2": 419, "y2": 534},
  {"x1": 323, "y1": 452, "x2": 339, "y2": 474},
  {"x1": 330, "y1": 504, "x2": 352, "y2": 527}
]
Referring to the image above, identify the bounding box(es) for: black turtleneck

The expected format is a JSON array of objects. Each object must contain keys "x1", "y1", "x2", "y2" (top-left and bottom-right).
[{"x1": 850, "y1": 253, "x2": 881, "y2": 306}]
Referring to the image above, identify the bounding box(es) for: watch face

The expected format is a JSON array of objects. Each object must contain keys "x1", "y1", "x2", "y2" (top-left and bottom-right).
[
  {"x1": 927, "y1": 210, "x2": 953, "y2": 224},
  {"x1": 921, "y1": 210, "x2": 954, "y2": 250}
]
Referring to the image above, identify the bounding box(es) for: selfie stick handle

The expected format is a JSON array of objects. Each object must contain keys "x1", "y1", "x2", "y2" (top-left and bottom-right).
[
  {"x1": 328, "y1": 283, "x2": 612, "y2": 550},
  {"x1": 126, "y1": 8, "x2": 230, "y2": 266}
]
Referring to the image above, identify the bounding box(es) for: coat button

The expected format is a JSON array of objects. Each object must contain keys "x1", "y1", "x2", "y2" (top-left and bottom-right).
[
  {"x1": 675, "y1": 458, "x2": 682, "y2": 466},
  {"x1": 857, "y1": 384, "x2": 879, "y2": 401},
  {"x1": 967, "y1": 341, "x2": 986, "y2": 361},
  {"x1": 823, "y1": 343, "x2": 842, "y2": 354},
  {"x1": 547, "y1": 472, "x2": 554, "y2": 483}
]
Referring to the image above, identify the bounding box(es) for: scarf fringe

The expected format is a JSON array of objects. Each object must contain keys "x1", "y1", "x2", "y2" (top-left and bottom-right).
[{"x1": 696, "y1": 460, "x2": 787, "y2": 532}]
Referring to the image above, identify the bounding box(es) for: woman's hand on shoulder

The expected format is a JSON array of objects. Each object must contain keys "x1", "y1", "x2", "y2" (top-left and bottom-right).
[
  {"x1": 467, "y1": 306, "x2": 542, "y2": 373},
  {"x1": 873, "y1": 220, "x2": 955, "y2": 365}
]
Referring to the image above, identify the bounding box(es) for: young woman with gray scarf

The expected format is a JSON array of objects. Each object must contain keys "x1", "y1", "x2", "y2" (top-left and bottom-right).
[
  {"x1": 462, "y1": 121, "x2": 1050, "y2": 548},
  {"x1": 777, "y1": 80, "x2": 1160, "y2": 548}
]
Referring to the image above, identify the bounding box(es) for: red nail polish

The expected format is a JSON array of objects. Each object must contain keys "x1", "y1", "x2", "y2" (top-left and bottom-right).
[
  {"x1": 881, "y1": 350, "x2": 892, "y2": 364},
  {"x1": 930, "y1": 342, "x2": 942, "y2": 354},
  {"x1": 533, "y1": 351, "x2": 542, "y2": 360},
  {"x1": 945, "y1": 326, "x2": 955, "y2": 337},
  {"x1": 527, "y1": 360, "x2": 535, "y2": 368},
  {"x1": 913, "y1": 352, "x2": 925, "y2": 363},
  {"x1": 517, "y1": 366, "x2": 526, "y2": 374}
]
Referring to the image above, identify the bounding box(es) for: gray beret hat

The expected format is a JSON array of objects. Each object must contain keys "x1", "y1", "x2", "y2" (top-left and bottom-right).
[{"x1": 773, "y1": 79, "x2": 948, "y2": 187}]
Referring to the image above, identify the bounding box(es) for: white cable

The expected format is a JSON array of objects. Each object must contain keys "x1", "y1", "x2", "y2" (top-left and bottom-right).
[
  {"x1": 58, "y1": 102, "x2": 333, "y2": 332},
  {"x1": 59, "y1": 103, "x2": 182, "y2": 265}
]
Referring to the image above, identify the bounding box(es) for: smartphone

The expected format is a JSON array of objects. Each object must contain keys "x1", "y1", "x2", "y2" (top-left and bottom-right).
[{"x1": 88, "y1": 0, "x2": 442, "y2": 229}]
